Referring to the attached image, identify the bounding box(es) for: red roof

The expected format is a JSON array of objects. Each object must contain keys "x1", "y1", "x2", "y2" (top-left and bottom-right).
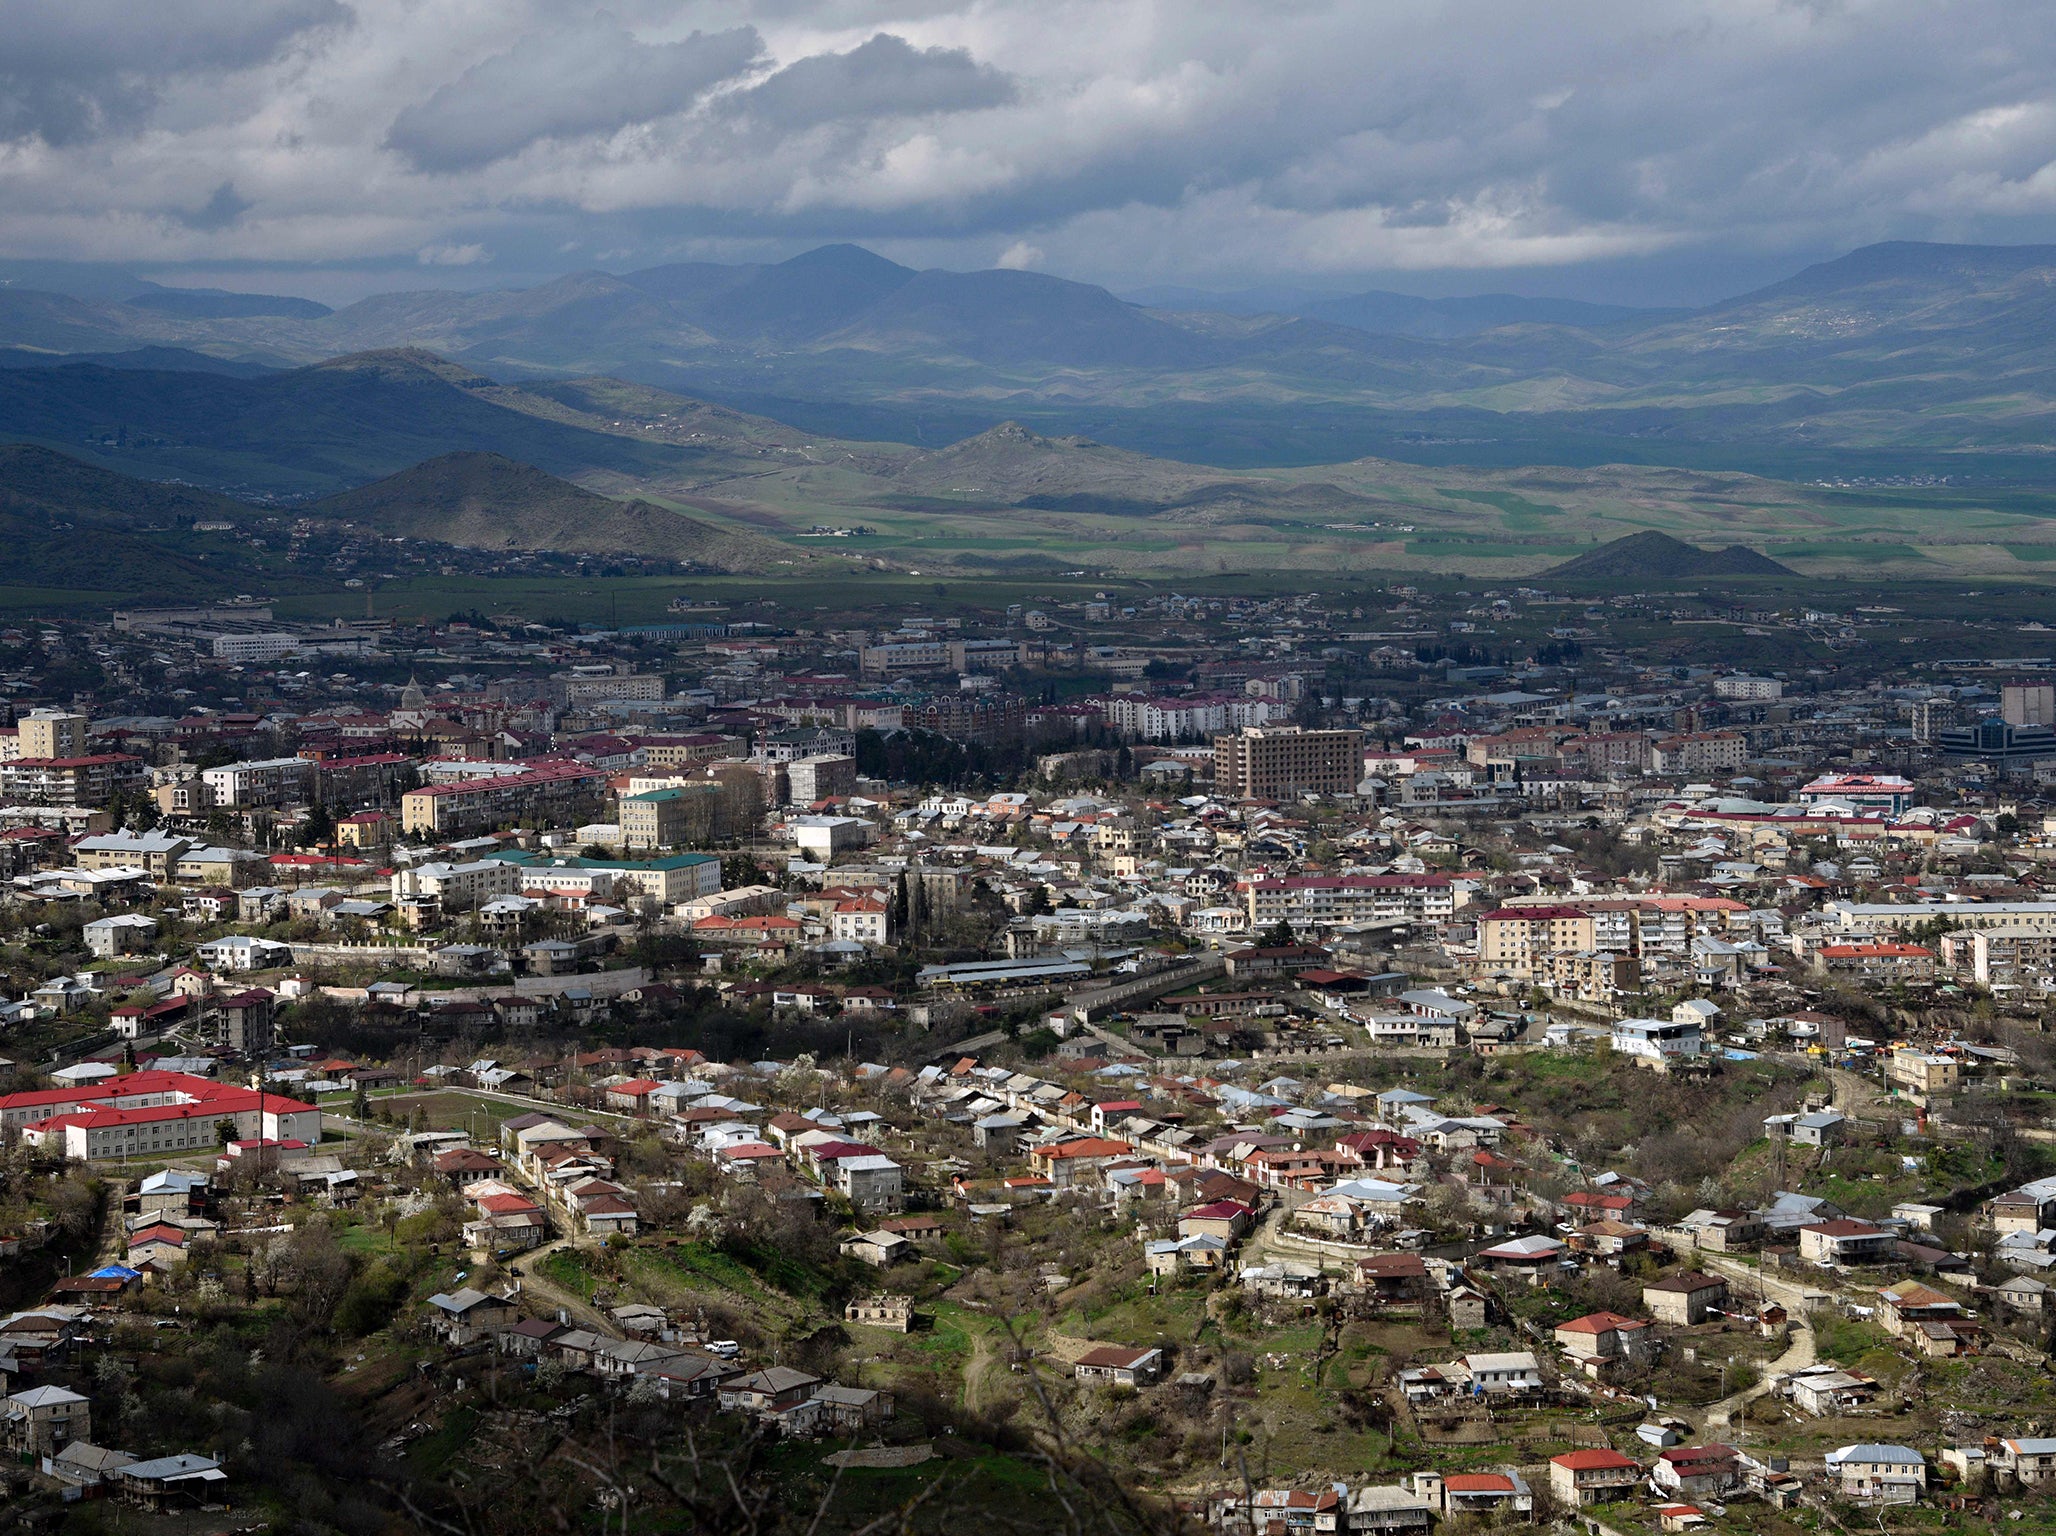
[
  {"x1": 1661, "y1": 1444, "x2": 1738, "y2": 1465},
  {"x1": 1034, "y1": 1137, "x2": 1132, "y2": 1160},
  {"x1": 1184, "y1": 1199, "x2": 1254, "y2": 1220},
  {"x1": 1443, "y1": 1474, "x2": 1516, "y2": 1494},
  {"x1": 1557, "y1": 1310, "x2": 1647, "y2": 1335},
  {"x1": 1553, "y1": 1448, "x2": 1639, "y2": 1471},
  {"x1": 476, "y1": 1193, "x2": 543, "y2": 1215}
]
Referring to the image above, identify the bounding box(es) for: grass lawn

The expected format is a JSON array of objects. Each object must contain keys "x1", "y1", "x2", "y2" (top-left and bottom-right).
[{"x1": 380, "y1": 1090, "x2": 529, "y2": 1134}]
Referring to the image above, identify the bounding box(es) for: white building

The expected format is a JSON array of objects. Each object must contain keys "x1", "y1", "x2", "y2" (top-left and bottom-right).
[
  {"x1": 201, "y1": 756, "x2": 311, "y2": 810},
  {"x1": 1610, "y1": 1017, "x2": 1703, "y2": 1061},
  {"x1": 391, "y1": 859, "x2": 523, "y2": 911},
  {"x1": 790, "y1": 816, "x2": 875, "y2": 857}
]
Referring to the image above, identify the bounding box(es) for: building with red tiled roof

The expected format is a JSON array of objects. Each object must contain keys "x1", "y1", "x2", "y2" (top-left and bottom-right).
[{"x1": 1550, "y1": 1448, "x2": 1641, "y2": 1506}]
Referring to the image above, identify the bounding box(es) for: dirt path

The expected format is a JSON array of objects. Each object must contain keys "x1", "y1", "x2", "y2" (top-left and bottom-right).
[
  {"x1": 510, "y1": 1237, "x2": 619, "y2": 1337},
  {"x1": 1701, "y1": 1315, "x2": 1814, "y2": 1429}
]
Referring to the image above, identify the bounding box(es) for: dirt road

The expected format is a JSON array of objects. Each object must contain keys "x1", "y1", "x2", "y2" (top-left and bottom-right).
[{"x1": 510, "y1": 1237, "x2": 618, "y2": 1337}]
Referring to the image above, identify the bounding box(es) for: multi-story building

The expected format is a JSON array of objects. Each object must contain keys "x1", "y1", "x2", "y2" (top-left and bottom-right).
[
  {"x1": 1942, "y1": 927, "x2": 2056, "y2": 986},
  {"x1": 1828, "y1": 900, "x2": 2056, "y2": 936},
  {"x1": 217, "y1": 989, "x2": 275, "y2": 1054},
  {"x1": 619, "y1": 787, "x2": 699, "y2": 851},
  {"x1": 1937, "y1": 717, "x2": 2056, "y2": 772},
  {"x1": 73, "y1": 830, "x2": 192, "y2": 880},
  {"x1": 1542, "y1": 949, "x2": 1641, "y2": 1004},
  {"x1": 1712, "y1": 676, "x2": 1782, "y2": 701},
  {"x1": 858, "y1": 640, "x2": 950, "y2": 678},
  {"x1": 787, "y1": 754, "x2": 858, "y2": 804},
  {"x1": 201, "y1": 757, "x2": 311, "y2": 810},
  {"x1": 17, "y1": 711, "x2": 88, "y2": 761},
  {"x1": 1, "y1": 1070, "x2": 322, "y2": 1160},
  {"x1": 1609, "y1": 1017, "x2": 1702, "y2": 1061},
  {"x1": 1798, "y1": 773, "x2": 1917, "y2": 814},
  {"x1": 947, "y1": 638, "x2": 1025, "y2": 672},
  {"x1": 390, "y1": 859, "x2": 523, "y2": 912},
  {"x1": 1215, "y1": 725, "x2": 1365, "y2": 799},
  {"x1": 1650, "y1": 731, "x2": 1747, "y2": 775},
  {"x1": 559, "y1": 671, "x2": 664, "y2": 705},
  {"x1": 1476, "y1": 905, "x2": 1596, "y2": 977},
  {"x1": 1909, "y1": 696, "x2": 1957, "y2": 742},
  {"x1": 1887, "y1": 1047, "x2": 1960, "y2": 1097},
  {"x1": 1109, "y1": 693, "x2": 1271, "y2": 742},
  {"x1": 1242, "y1": 873, "x2": 1464, "y2": 929},
  {"x1": 488, "y1": 851, "x2": 721, "y2": 907},
  {"x1": 0, "y1": 754, "x2": 145, "y2": 808},
  {"x1": 912, "y1": 695, "x2": 1026, "y2": 743},
  {"x1": 400, "y1": 761, "x2": 607, "y2": 837},
  {"x1": 2003, "y1": 681, "x2": 2056, "y2": 727},
  {"x1": 639, "y1": 733, "x2": 743, "y2": 768},
  {"x1": 307, "y1": 752, "x2": 417, "y2": 810},
  {"x1": 1566, "y1": 732, "x2": 1655, "y2": 773}
]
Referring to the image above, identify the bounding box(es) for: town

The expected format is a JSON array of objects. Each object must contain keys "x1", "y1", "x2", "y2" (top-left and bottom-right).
[{"x1": 2, "y1": 574, "x2": 2056, "y2": 1535}]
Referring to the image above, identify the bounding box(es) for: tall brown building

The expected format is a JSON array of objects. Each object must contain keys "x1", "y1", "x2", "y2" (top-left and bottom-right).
[{"x1": 1213, "y1": 725, "x2": 1364, "y2": 800}]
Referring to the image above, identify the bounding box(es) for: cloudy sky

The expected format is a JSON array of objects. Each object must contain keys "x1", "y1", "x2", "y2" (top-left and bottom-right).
[{"x1": 6, "y1": 0, "x2": 2056, "y2": 304}]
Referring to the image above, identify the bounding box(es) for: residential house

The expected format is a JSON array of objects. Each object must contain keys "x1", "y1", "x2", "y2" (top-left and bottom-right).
[
  {"x1": 425, "y1": 1287, "x2": 519, "y2": 1345},
  {"x1": 1554, "y1": 1311, "x2": 1657, "y2": 1376},
  {"x1": 3, "y1": 1385, "x2": 89, "y2": 1456},
  {"x1": 1342, "y1": 1484, "x2": 1435, "y2": 1536},
  {"x1": 114, "y1": 1453, "x2": 227, "y2": 1510},
  {"x1": 718, "y1": 1367, "x2": 823, "y2": 1416},
  {"x1": 1654, "y1": 1445, "x2": 1743, "y2": 1499},
  {"x1": 840, "y1": 1230, "x2": 913, "y2": 1267},
  {"x1": 1823, "y1": 1444, "x2": 1925, "y2": 1503},
  {"x1": 1643, "y1": 1271, "x2": 1727, "y2": 1326},
  {"x1": 1074, "y1": 1345, "x2": 1162, "y2": 1387},
  {"x1": 1799, "y1": 1219, "x2": 1896, "y2": 1267},
  {"x1": 1549, "y1": 1448, "x2": 1642, "y2": 1507}
]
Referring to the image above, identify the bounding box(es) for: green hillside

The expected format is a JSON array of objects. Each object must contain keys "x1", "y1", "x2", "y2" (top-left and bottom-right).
[{"x1": 307, "y1": 452, "x2": 791, "y2": 571}]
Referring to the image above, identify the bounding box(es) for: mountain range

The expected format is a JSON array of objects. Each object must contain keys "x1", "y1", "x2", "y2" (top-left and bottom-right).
[{"x1": 4, "y1": 240, "x2": 2056, "y2": 479}]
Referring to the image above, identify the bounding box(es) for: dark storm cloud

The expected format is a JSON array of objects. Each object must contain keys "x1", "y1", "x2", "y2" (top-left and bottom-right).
[
  {"x1": 178, "y1": 181, "x2": 253, "y2": 232},
  {"x1": 0, "y1": 0, "x2": 349, "y2": 145},
  {"x1": 729, "y1": 33, "x2": 1017, "y2": 132},
  {"x1": 11, "y1": 1, "x2": 2056, "y2": 300},
  {"x1": 385, "y1": 21, "x2": 764, "y2": 172}
]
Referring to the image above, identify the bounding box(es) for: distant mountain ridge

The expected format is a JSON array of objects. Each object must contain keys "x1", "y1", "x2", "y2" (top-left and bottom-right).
[
  {"x1": 0, "y1": 238, "x2": 2052, "y2": 480},
  {"x1": 1125, "y1": 283, "x2": 1666, "y2": 338}
]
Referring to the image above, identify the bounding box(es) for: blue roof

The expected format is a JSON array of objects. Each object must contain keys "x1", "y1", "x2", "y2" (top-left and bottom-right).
[{"x1": 89, "y1": 1264, "x2": 141, "y2": 1280}]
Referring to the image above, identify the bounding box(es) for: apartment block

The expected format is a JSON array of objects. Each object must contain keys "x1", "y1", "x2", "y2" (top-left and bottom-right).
[
  {"x1": 400, "y1": 761, "x2": 606, "y2": 837},
  {"x1": 1214, "y1": 725, "x2": 1365, "y2": 799}
]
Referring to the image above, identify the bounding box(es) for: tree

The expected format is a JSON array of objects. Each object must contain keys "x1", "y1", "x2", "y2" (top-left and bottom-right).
[
  {"x1": 302, "y1": 799, "x2": 336, "y2": 848},
  {"x1": 283, "y1": 1220, "x2": 356, "y2": 1331},
  {"x1": 48, "y1": 1172, "x2": 101, "y2": 1242}
]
